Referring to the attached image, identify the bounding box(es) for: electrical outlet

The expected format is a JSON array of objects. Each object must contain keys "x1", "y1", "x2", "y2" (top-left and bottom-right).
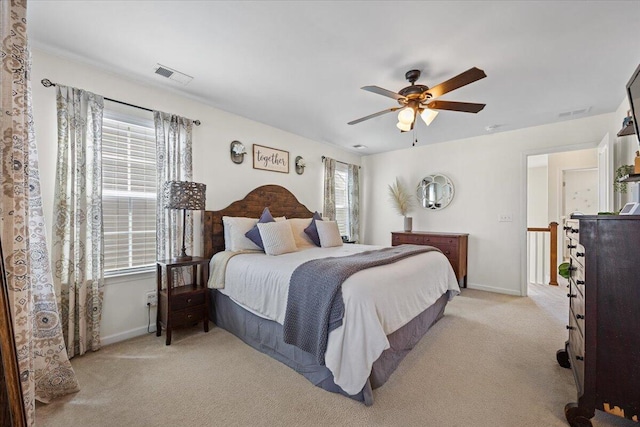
[
  {"x1": 146, "y1": 291, "x2": 157, "y2": 307},
  {"x1": 498, "y1": 214, "x2": 513, "y2": 222}
]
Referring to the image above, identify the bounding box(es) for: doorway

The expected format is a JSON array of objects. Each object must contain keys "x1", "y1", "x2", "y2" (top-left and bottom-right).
[{"x1": 525, "y1": 145, "x2": 605, "y2": 293}]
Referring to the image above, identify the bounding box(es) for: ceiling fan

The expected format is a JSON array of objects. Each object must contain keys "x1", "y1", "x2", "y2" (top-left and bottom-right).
[{"x1": 348, "y1": 67, "x2": 487, "y2": 132}]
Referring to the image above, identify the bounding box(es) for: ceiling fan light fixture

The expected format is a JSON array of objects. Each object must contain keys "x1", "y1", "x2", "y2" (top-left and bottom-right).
[
  {"x1": 397, "y1": 107, "x2": 415, "y2": 125},
  {"x1": 420, "y1": 109, "x2": 439, "y2": 126},
  {"x1": 396, "y1": 121, "x2": 411, "y2": 132}
]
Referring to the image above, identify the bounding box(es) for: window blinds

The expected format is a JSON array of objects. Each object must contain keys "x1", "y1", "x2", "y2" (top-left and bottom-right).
[
  {"x1": 334, "y1": 163, "x2": 350, "y2": 237},
  {"x1": 102, "y1": 112, "x2": 157, "y2": 275}
]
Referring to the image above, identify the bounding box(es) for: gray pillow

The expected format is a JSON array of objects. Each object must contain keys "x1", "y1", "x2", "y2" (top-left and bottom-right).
[
  {"x1": 303, "y1": 211, "x2": 323, "y2": 246},
  {"x1": 245, "y1": 207, "x2": 275, "y2": 250}
]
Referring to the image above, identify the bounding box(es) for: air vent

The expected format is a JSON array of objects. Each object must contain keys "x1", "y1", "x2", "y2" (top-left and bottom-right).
[
  {"x1": 155, "y1": 67, "x2": 173, "y2": 78},
  {"x1": 353, "y1": 144, "x2": 367, "y2": 149},
  {"x1": 153, "y1": 64, "x2": 193, "y2": 85},
  {"x1": 558, "y1": 107, "x2": 592, "y2": 118}
]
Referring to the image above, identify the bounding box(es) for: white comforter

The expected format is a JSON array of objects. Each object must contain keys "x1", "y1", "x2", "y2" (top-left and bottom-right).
[{"x1": 209, "y1": 244, "x2": 460, "y2": 395}]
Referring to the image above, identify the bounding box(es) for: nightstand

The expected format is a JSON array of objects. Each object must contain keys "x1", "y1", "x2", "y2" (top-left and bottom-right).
[{"x1": 156, "y1": 256, "x2": 210, "y2": 345}]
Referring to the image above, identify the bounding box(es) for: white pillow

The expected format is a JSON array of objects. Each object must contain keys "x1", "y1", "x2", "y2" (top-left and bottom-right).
[
  {"x1": 286, "y1": 218, "x2": 316, "y2": 249},
  {"x1": 222, "y1": 216, "x2": 261, "y2": 251},
  {"x1": 257, "y1": 221, "x2": 298, "y2": 256},
  {"x1": 316, "y1": 220, "x2": 344, "y2": 248}
]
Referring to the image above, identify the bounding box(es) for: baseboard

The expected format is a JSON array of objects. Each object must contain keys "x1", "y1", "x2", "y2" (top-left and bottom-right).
[
  {"x1": 101, "y1": 324, "x2": 156, "y2": 347},
  {"x1": 466, "y1": 283, "x2": 523, "y2": 296}
]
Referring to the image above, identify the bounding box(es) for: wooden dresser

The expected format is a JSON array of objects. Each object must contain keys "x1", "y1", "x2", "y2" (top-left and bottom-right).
[
  {"x1": 556, "y1": 216, "x2": 640, "y2": 426},
  {"x1": 391, "y1": 231, "x2": 468, "y2": 287}
]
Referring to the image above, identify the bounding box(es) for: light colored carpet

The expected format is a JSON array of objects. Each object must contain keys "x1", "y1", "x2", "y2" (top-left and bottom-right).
[{"x1": 36, "y1": 285, "x2": 634, "y2": 427}]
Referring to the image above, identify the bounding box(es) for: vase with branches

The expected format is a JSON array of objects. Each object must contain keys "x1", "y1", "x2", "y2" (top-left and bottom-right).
[{"x1": 388, "y1": 177, "x2": 414, "y2": 232}]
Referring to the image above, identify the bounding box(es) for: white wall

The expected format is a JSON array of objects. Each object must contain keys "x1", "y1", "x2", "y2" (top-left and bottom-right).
[
  {"x1": 360, "y1": 113, "x2": 613, "y2": 296},
  {"x1": 527, "y1": 163, "x2": 548, "y2": 228},
  {"x1": 546, "y1": 148, "x2": 597, "y2": 222},
  {"x1": 31, "y1": 49, "x2": 360, "y2": 345}
]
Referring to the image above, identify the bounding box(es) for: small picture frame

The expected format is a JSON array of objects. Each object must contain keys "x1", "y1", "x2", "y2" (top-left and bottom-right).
[{"x1": 253, "y1": 144, "x2": 289, "y2": 173}]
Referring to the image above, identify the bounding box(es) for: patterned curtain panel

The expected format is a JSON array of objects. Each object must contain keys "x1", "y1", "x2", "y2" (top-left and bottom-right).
[
  {"x1": 154, "y1": 112, "x2": 194, "y2": 276},
  {"x1": 347, "y1": 164, "x2": 360, "y2": 242},
  {"x1": 0, "y1": 2, "x2": 79, "y2": 424},
  {"x1": 52, "y1": 86, "x2": 105, "y2": 359},
  {"x1": 322, "y1": 157, "x2": 336, "y2": 220}
]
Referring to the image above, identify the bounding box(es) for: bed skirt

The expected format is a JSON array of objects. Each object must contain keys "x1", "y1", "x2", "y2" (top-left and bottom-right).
[{"x1": 208, "y1": 289, "x2": 449, "y2": 405}]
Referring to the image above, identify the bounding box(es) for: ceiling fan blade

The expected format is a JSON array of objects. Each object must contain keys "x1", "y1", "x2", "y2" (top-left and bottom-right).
[
  {"x1": 427, "y1": 67, "x2": 487, "y2": 98},
  {"x1": 348, "y1": 107, "x2": 400, "y2": 125},
  {"x1": 361, "y1": 85, "x2": 405, "y2": 101},
  {"x1": 426, "y1": 100, "x2": 486, "y2": 113}
]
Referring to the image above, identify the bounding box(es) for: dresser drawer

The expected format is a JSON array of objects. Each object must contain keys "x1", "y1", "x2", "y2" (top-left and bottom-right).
[
  {"x1": 565, "y1": 220, "x2": 580, "y2": 245},
  {"x1": 568, "y1": 311, "x2": 585, "y2": 395},
  {"x1": 569, "y1": 243, "x2": 586, "y2": 269},
  {"x1": 171, "y1": 291, "x2": 205, "y2": 311},
  {"x1": 392, "y1": 233, "x2": 459, "y2": 247},
  {"x1": 171, "y1": 306, "x2": 206, "y2": 327},
  {"x1": 569, "y1": 281, "x2": 585, "y2": 333}
]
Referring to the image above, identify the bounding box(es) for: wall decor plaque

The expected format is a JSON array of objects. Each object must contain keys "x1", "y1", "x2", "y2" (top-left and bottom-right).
[{"x1": 253, "y1": 144, "x2": 289, "y2": 173}]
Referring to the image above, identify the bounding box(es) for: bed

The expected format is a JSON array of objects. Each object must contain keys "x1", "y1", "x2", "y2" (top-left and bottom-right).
[{"x1": 202, "y1": 185, "x2": 459, "y2": 405}]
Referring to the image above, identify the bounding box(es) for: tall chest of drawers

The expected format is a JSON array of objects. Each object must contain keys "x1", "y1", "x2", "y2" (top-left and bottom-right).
[
  {"x1": 391, "y1": 231, "x2": 468, "y2": 288},
  {"x1": 556, "y1": 216, "x2": 640, "y2": 426}
]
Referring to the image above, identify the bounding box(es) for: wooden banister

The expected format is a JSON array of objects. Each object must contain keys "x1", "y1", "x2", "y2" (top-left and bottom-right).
[{"x1": 527, "y1": 221, "x2": 559, "y2": 286}]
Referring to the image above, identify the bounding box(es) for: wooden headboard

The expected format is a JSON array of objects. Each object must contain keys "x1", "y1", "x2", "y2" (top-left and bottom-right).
[{"x1": 202, "y1": 185, "x2": 314, "y2": 259}]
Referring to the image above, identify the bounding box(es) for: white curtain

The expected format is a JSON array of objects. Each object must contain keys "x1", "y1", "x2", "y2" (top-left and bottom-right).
[
  {"x1": 154, "y1": 112, "x2": 194, "y2": 271},
  {"x1": 0, "y1": 2, "x2": 79, "y2": 424},
  {"x1": 52, "y1": 85, "x2": 105, "y2": 358},
  {"x1": 322, "y1": 157, "x2": 336, "y2": 220}
]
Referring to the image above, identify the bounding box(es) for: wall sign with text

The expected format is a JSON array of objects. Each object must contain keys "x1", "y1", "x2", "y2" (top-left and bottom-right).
[{"x1": 252, "y1": 144, "x2": 289, "y2": 173}]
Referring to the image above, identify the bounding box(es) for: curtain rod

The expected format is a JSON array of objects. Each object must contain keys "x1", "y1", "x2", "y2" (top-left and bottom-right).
[
  {"x1": 40, "y1": 79, "x2": 201, "y2": 126},
  {"x1": 321, "y1": 156, "x2": 361, "y2": 169}
]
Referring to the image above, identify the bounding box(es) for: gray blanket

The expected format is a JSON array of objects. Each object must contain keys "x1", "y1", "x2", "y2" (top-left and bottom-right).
[{"x1": 282, "y1": 244, "x2": 440, "y2": 365}]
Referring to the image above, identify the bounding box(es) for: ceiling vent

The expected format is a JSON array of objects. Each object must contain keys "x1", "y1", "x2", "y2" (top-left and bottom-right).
[
  {"x1": 353, "y1": 144, "x2": 368, "y2": 149},
  {"x1": 558, "y1": 107, "x2": 591, "y2": 118},
  {"x1": 153, "y1": 64, "x2": 193, "y2": 85}
]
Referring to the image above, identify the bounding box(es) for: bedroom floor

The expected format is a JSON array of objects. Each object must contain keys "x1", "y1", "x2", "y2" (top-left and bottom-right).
[{"x1": 36, "y1": 284, "x2": 633, "y2": 427}]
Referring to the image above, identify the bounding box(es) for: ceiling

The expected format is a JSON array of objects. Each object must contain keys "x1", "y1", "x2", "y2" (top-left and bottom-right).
[{"x1": 27, "y1": 1, "x2": 640, "y2": 155}]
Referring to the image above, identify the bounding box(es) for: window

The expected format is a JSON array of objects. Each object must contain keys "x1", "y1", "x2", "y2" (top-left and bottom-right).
[
  {"x1": 102, "y1": 110, "x2": 157, "y2": 276},
  {"x1": 334, "y1": 162, "x2": 350, "y2": 237}
]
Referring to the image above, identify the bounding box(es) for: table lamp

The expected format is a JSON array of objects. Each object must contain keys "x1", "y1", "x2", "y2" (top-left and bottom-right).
[{"x1": 162, "y1": 181, "x2": 206, "y2": 261}]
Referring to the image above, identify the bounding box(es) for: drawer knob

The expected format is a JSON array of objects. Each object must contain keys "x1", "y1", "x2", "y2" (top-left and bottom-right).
[
  {"x1": 567, "y1": 293, "x2": 576, "y2": 298},
  {"x1": 568, "y1": 266, "x2": 577, "y2": 272},
  {"x1": 187, "y1": 298, "x2": 192, "y2": 303},
  {"x1": 187, "y1": 314, "x2": 193, "y2": 319},
  {"x1": 566, "y1": 325, "x2": 574, "y2": 330},
  {"x1": 567, "y1": 244, "x2": 577, "y2": 249},
  {"x1": 576, "y1": 252, "x2": 585, "y2": 257},
  {"x1": 570, "y1": 228, "x2": 579, "y2": 234},
  {"x1": 576, "y1": 280, "x2": 585, "y2": 285},
  {"x1": 563, "y1": 226, "x2": 571, "y2": 231},
  {"x1": 576, "y1": 314, "x2": 585, "y2": 320},
  {"x1": 576, "y1": 356, "x2": 584, "y2": 361}
]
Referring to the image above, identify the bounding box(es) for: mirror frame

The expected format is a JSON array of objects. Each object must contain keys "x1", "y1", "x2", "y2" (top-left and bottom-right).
[{"x1": 417, "y1": 174, "x2": 455, "y2": 210}]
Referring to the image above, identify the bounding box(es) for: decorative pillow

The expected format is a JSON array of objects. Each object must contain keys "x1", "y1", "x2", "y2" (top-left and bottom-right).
[
  {"x1": 245, "y1": 207, "x2": 275, "y2": 250},
  {"x1": 303, "y1": 211, "x2": 323, "y2": 246},
  {"x1": 257, "y1": 221, "x2": 298, "y2": 256},
  {"x1": 316, "y1": 220, "x2": 344, "y2": 248},
  {"x1": 222, "y1": 216, "x2": 261, "y2": 251},
  {"x1": 287, "y1": 218, "x2": 316, "y2": 248}
]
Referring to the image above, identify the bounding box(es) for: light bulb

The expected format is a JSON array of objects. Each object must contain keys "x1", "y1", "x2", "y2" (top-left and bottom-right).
[
  {"x1": 397, "y1": 107, "x2": 415, "y2": 124},
  {"x1": 396, "y1": 121, "x2": 411, "y2": 132},
  {"x1": 420, "y1": 109, "x2": 439, "y2": 126}
]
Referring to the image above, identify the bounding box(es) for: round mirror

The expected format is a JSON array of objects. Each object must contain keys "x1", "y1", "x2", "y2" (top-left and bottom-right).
[{"x1": 417, "y1": 174, "x2": 455, "y2": 210}]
